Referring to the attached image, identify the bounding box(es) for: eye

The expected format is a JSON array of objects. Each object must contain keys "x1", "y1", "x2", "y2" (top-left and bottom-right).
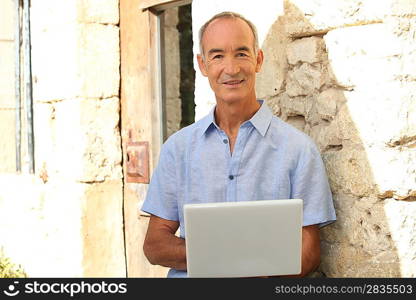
[
  {"x1": 212, "y1": 54, "x2": 223, "y2": 59},
  {"x1": 237, "y1": 52, "x2": 248, "y2": 57}
]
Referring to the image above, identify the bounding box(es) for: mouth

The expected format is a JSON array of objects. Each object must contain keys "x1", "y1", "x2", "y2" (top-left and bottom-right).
[{"x1": 222, "y1": 79, "x2": 245, "y2": 86}]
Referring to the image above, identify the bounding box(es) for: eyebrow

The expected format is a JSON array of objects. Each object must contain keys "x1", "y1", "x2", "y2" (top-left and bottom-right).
[
  {"x1": 207, "y1": 46, "x2": 251, "y2": 57},
  {"x1": 207, "y1": 48, "x2": 224, "y2": 56},
  {"x1": 236, "y1": 46, "x2": 250, "y2": 52}
]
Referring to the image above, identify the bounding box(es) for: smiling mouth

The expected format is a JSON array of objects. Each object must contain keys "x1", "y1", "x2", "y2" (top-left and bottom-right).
[{"x1": 222, "y1": 79, "x2": 245, "y2": 86}]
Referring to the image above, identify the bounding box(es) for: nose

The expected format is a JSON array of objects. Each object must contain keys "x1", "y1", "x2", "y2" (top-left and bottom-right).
[{"x1": 223, "y1": 57, "x2": 240, "y2": 76}]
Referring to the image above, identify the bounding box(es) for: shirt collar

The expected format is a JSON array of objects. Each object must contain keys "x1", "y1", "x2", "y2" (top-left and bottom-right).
[
  {"x1": 198, "y1": 106, "x2": 217, "y2": 137},
  {"x1": 247, "y1": 100, "x2": 273, "y2": 137},
  {"x1": 198, "y1": 100, "x2": 273, "y2": 137}
]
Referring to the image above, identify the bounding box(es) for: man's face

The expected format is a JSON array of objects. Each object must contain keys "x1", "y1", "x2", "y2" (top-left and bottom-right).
[{"x1": 197, "y1": 17, "x2": 263, "y2": 104}]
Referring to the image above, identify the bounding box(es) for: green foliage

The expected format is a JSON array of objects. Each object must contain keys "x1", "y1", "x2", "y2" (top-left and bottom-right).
[{"x1": 0, "y1": 250, "x2": 27, "y2": 278}]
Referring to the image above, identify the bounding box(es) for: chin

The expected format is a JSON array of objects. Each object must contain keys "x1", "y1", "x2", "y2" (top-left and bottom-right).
[{"x1": 216, "y1": 92, "x2": 248, "y2": 103}]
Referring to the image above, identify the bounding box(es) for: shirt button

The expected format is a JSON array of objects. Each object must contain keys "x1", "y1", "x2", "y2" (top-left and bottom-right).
[
  {"x1": 229, "y1": 175, "x2": 234, "y2": 180},
  {"x1": 223, "y1": 139, "x2": 228, "y2": 144}
]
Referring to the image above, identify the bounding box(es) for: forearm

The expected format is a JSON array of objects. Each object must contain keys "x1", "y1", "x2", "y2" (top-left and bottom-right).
[
  {"x1": 300, "y1": 242, "x2": 320, "y2": 276},
  {"x1": 276, "y1": 225, "x2": 320, "y2": 278},
  {"x1": 289, "y1": 225, "x2": 321, "y2": 277},
  {"x1": 144, "y1": 233, "x2": 187, "y2": 270},
  {"x1": 143, "y1": 216, "x2": 187, "y2": 270}
]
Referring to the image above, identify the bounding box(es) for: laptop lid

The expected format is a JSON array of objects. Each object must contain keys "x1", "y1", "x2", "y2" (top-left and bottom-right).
[{"x1": 184, "y1": 199, "x2": 303, "y2": 278}]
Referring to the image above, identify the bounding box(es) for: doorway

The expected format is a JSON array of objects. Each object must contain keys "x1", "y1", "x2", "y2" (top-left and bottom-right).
[{"x1": 120, "y1": 0, "x2": 194, "y2": 277}]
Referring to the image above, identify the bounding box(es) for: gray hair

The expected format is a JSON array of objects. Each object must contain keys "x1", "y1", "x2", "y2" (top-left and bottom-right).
[{"x1": 198, "y1": 11, "x2": 259, "y2": 59}]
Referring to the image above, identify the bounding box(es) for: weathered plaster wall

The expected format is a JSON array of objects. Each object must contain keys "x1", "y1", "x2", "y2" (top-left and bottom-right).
[
  {"x1": 192, "y1": 0, "x2": 416, "y2": 277},
  {"x1": 0, "y1": 0, "x2": 125, "y2": 277}
]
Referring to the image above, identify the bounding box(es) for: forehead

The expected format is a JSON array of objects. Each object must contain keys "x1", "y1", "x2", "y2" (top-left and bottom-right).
[{"x1": 202, "y1": 17, "x2": 255, "y2": 50}]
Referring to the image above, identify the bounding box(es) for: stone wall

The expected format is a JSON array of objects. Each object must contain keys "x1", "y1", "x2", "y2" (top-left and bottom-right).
[
  {"x1": 279, "y1": 0, "x2": 416, "y2": 277},
  {"x1": 0, "y1": 0, "x2": 17, "y2": 173},
  {"x1": 192, "y1": 0, "x2": 416, "y2": 277},
  {"x1": 0, "y1": 0, "x2": 125, "y2": 277}
]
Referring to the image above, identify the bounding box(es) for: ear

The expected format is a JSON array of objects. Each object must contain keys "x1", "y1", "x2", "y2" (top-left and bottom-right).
[
  {"x1": 255, "y1": 49, "x2": 264, "y2": 73},
  {"x1": 197, "y1": 54, "x2": 208, "y2": 77}
]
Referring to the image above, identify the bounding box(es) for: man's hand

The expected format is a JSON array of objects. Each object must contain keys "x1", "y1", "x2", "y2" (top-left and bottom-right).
[{"x1": 143, "y1": 215, "x2": 187, "y2": 270}]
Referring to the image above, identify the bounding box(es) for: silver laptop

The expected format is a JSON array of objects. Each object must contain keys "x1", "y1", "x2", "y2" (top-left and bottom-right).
[{"x1": 184, "y1": 199, "x2": 303, "y2": 278}]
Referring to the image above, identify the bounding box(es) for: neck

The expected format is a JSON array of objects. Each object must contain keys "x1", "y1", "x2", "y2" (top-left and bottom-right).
[{"x1": 214, "y1": 97, "x2": 260, "y2": 138}]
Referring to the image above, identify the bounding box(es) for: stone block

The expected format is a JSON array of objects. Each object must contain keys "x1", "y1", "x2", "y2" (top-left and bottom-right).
[
  {"x1": 342, "y1": 82, "x2": 416, "y2": 146},
  {"x1": 320, "y1": 241, "x2": 401, "y2": 277},
  {"x1": 279, "y1": 94, "x2": 307, "y2": 117},
  {"x1": 310, "y1": 122, "x2": 342, "y2": 153},
  {"x1": 78, "y1": 98, "x2": 122, "y2": 182},
  {"x1": 34, "y1": 98, "x2": 122, "y2": 182},
  {"x1": 287, "y1": 36, "x2": 325, "y2": 65},
  {"x1": 324, "y1": 136, "x2": 415, "y2": 201},
  {"x1": 0, "y1": 0, "x2": 15, "y2": 40},
  {"x1": 367, "y1": 147, "x2": 416, "y2": 200},
  {"x1": 303, "y1": 95, "x2": 320, "y2": 126},
  {"x1": 0, "y1": 42, "x2": 16, "y2": 108},
  {"x1": 0, "y1": 176, "x2": 125, "y2": 277},
  {"x1": 322, "y1": 146, "x2": 375, "y2": 198},
  {"x1": 384, "y1": 198, "x2": 416, "y2": 277},
  {"x1": 31, "y1": 0, "x2": 78, "y2": 29},
  {"x1": 31, "y1": 24, "x2": 78, "y2": 101},
  {"x1": 82, "y1": 180, "x2": 125, "y2": 276},
  {"x1": 77, "y1": 24, "x2": 120, "y2": 99},
  {"x1": 77, "y1": 0, "x2": 119, "y2": 24},
  {"x1": 390, "y1": 0, "x2": 416, "y2": 17},
  {"x1": 327, "y1": 194, "x2": 395, "y2": 251},
  {"x1": 320, "y1": 192, "x2": 403, "y2": 277},
  {"x1": 0, "y1": 110, "x2": 16, "y2": 173},
  {"x1": 285, "y1": 0, "x2": 389, "y2": 37},
  {"x1": 33, "y1": 181, "x2": 86, "y2": 276},
  {"x1": 34, "y1": 101, "x2": 76, "y2": 180},
  {"x1": 286, "y1": 115, "x2": 306, "y2": 132},
  {"x1": 286, "y1": 63, "x2": 323, "y2": 97},
  {"x1": 0, "y1": 175, "x2": 85, "y2": 276},
  {"x1": 264, "y1": 96, "x2": 281, "y2": 117},
  {"x1": 324, "y1": 24, "x2": 403, "y2": 88},
  {"x1": 315, "y1": 89, "x2": 341, "y2": 121},
  {"x1": 32, "y1": 0, "x2": 119, "y2": 99},
  {"x1": 32, "y1": 23, "x2": 119, "y2": 101}
]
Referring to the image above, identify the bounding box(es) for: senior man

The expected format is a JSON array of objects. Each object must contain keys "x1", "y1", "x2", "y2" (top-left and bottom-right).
[{"x1": 141, "y1": 11, "x2": 336, "y2": 278}]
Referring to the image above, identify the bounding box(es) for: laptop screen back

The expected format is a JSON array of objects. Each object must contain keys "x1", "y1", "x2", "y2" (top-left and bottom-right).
[{"x1": 184, "y1": 199, "x2": 303, "y2": 278}]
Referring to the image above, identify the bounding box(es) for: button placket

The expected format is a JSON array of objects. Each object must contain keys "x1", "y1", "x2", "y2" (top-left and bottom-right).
[{"x1": 226, "y1": 127, "x2": 250, "y2": 201}]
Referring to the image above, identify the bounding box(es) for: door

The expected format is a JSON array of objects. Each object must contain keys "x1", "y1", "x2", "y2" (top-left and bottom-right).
[{"x1": 119, "y1": 0, "x2": 192, "y2": 277}]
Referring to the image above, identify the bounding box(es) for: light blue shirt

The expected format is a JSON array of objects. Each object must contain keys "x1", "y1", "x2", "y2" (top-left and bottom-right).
[{"x1": 141, "y1": 100, "x2": 336, "y2": 278}]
